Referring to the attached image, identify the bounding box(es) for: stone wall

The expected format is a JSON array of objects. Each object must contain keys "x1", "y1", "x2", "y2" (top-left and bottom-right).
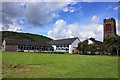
[{"x1": 103, "y1": 18, "x2": 117, "y2": 38}]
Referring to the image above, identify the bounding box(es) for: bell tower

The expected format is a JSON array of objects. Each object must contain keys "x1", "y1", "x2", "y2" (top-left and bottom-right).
[{"x1": 103, "y1": 18, "x2": 117, "y2": 39}]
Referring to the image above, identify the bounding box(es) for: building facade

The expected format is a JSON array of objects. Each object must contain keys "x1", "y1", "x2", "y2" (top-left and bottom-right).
[
  {"x1": 49, "y1": 37, "x2": 80, "y2": 54},
  {"x1": 103, "y1": 18, "x2": 117, "y2": 39},
  {"x1": 2, "y1": 39, "x2": 53, "y2": 52}
]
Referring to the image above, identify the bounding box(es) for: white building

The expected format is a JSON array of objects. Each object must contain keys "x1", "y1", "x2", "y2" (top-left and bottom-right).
[{"x1": 49, "y1": 37, "x2": 80, "y2": 54}]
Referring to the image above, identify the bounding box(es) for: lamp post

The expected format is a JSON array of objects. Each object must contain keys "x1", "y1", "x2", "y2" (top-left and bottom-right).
[
  {"x1": 81, "y1": 45, "x2": 84, "y2": 54},
  {"x1": 97, "y1": 47, "x2": 100, "y2": 55},
  {"x1": 117, "y1": 47, "x2": 120, "y2": 56}
]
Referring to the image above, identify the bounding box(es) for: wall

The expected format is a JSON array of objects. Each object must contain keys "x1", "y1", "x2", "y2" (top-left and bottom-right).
[
  {"x1": 88, "y1": 40, "x2": 93, "y2": 45},
  {"x1": 5, "y1": 44, "x2": 17, "y2": 52},
  {"x1": 69, "y1": 39, "x2": 80, "y2": 54},
  {"x1": 69, "y1": 45, "x2": 72, "y2": 53},
  {"x1": 52, "y1": 45, "x2": 56, "y2": 52},
  {"x1": 2, "y1": 40, "x2": 6, "y2": 51},
  {"x1": 51, "y1": 38, "x2": 80, "y2": 54},
  {"x1": 104, "y1": 18, "x2": 116, "y2": 38}
]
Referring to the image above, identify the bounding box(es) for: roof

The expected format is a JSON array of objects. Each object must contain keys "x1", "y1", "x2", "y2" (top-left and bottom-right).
[
  {"x1": 89, "y1": 38, "x2": 103, "y2": 45},
  {"x1": 49, "y1": 37, "x2": 79, "y2": 45},
  {"x1": 4, "y1": 38, "x2": 52, "y2": 47},
  {"x1": 93, "y1": 40, "x2": 103, "y2": 45}
]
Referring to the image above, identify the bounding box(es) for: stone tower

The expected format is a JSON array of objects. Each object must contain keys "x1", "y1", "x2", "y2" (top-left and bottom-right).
[{"x1": 103, "y1": 18, "x2": 117, "y2": 39}]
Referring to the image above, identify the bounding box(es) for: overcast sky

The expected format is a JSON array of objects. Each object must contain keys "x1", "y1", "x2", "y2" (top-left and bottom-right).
[{"x1": 1, "y1": 1, "x2": 120, "y2": 41}]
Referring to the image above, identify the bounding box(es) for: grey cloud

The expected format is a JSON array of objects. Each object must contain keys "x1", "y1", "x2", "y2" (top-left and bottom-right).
[
  {"x1": 1, "y1": 2, "x2": 76, "y2": 31},
  {"x1": 24, "y1": 2, "x2": 70, "y2": 27},
  {"x1": 2, "y1": 2, "x2": 24, "y2": 31},
  {"x1": 25, "y1": 3, "x2": 48, "y2": 26}
]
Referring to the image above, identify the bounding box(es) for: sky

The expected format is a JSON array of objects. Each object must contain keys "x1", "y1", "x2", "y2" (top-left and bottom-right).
[{"x1": 1, "y1": 1, "x2": 120, "y2": 42}]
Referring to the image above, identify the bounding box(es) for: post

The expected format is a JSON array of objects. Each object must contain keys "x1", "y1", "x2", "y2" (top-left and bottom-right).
[{"x1": 117, "y1": 48, "x2": 119, "y2": 56}]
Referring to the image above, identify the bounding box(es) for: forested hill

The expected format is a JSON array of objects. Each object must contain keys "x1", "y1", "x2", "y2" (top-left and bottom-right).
[{"x1": 1, "y1": 31, "x2": 53, "y2": 43}]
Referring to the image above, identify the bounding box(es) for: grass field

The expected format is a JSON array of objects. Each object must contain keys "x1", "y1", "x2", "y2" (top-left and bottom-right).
[{"x1": 2, "y1": 52, "x2": 118, "y2": 78}]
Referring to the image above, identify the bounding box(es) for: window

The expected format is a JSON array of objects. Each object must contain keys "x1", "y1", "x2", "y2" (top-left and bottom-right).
[
  {"x1": 18, "y1": 45, "x2": 20, "y2": 49},
  {"x1": 67, "y1": 45, "x2": 69, "y2": 47},
  {"x1": 20, "y1": 46, "x2": 23, "y2": 50},
  {"x1": 23, "y1": 46, "x2": 26, "y2": 50},
  {"x1": 29, "y1": 45, "x2": 32, "y2": 50},
  {"x1": 35, "y1": 46, "x2": 37, "y2": 50},
  {"x1": 32, "y1": 46, "x2": 34, "y2": 50},
  {"x1": 26, "y1": 46, "x2": 28, "y2": 50},
  {"x1": 2, "y1": 45, "x2": 5, "y2": 49},
  {"x1": 37, "y1": 47, "x2": 39, "y2": 50}
]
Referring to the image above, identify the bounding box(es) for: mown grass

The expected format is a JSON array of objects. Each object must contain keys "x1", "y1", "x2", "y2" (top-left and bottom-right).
[{"x1": 2, "y1": 52, "x2": 118, "y2": 78}]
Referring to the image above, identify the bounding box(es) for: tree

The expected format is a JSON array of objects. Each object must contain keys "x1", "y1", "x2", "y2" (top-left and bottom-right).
[
  {"x1": 1, "y1": 31, "x2": 52, "y2": 43},
  {"x1": 104, "y1": 36, "x2": 120, "y2": 56},
  {"x1": 77, "y1": 39, "x2": 88, "y2": 54},
  {"x1": 86, "y1": 44, "x2": 98, "y2": 54}
]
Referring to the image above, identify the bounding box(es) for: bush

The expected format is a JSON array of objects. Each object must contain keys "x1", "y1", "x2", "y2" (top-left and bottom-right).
[{"x1": 8, "y1": 64, "x2": 13, "y2": 68}]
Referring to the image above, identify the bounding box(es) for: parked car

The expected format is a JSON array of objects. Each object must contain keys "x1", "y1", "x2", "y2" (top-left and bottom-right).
[
  {"x1": 113, "y1": 53, "x2": 116, "y2": 55},
  {"x1": 108, "y1": 53, "x2": 112, "y2": 55}
]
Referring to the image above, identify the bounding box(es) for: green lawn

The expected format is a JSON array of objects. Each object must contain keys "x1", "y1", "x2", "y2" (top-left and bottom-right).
[{"x1": 2, "y1": 52, "x2": 118, "y2": 78}]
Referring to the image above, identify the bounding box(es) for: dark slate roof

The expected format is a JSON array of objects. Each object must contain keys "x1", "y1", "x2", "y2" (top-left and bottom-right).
[
  {"x1": 4, "y1": 38, "x2": 52, "y2": 47},
  {"x1": 89, "y1": 38, "x2": 103, "y2": 45},
  {"x1": 49, "y1": 37, "x2": 79, "y2": 45}
]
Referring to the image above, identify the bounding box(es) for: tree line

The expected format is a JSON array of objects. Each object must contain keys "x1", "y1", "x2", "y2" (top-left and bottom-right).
[
  {"x1": 77, "y1": 36, "x2": 120, "y2": 56},
  {"x1": 1, "y1": 31, "x2": 53, "y2": 44}
]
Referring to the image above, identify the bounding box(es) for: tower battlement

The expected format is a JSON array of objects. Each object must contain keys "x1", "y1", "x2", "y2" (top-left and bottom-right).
[{"x1": 104, "y1": 18, "x2": 115, "y2": 23}]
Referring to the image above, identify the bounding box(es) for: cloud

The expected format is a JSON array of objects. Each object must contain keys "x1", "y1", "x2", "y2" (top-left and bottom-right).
[
  {"x1": 63, "y1": 2, "x2": 81, "y2": 13},
  {"x1": 24, "y1": 2, "x2": 67, "y2": 26},
  {"x1": 2, "y1": 2, "x2": 77, "y2": 31},
  {"x1": 48, "y1": 19, "x2": 103, "y2": 41},
  {"x1": 63, "y1": 6, "x2": 76, "y2": 12},
  {"x1": 24, "y1": 2, "x2": 75, "y2": 26},
  {"x1": 2, "y1": 2, "x2": 24, "y2": 31},
  {"x1": 91, "y1": 15, "x2": 100, "y2": 23},
  {"x1": 67, "y1": 23, "x2": 103, "y2": 41},
  {"x1": 106, "y1": 5, "x2": 112, "y2": 10},
  {"x1": 18, "y1": 20, "x2": 25, "y2": 25},
  {"x1": 116, "y1": 19, "x2": 120, "y2": 36},
  {"x1": 48, "y1": 18, "x2": 119, "y2": 41},
  {"x1": 48, "y1": 20, "x2": 68, "y2": 39},
  {"x1": 1, "y1": 23, "x2": 23, "y2": 32},
  {"x1": 113, "y1": 5, "x2": 120, "y2": 10},
  {"x1": 0, "y1": 24, "x2": 2, "y2": 31},
  {"x1": 25, "y1": 2, "x2": 50, "y2": 26}
]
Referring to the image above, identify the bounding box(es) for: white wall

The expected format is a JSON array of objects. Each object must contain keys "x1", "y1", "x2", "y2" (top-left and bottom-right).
[
  {"x1": 51, "y1": 38, "x2": 80, "y2": 54},
  {"x1": 52, "y1": 45, "x2": 56, "y2": 52},
  {"x1": 2, "y1": 40, "x2": 6, "y2": 51},
  {"x1": 88, "y1": 40, "x2": 94, "y2": 45},
  {"x1": 69, "y1": 39, "x2": 80, "y2": 54},
  {"x1": 69, "y1": 45, "x2": 72, "y2": 53}
]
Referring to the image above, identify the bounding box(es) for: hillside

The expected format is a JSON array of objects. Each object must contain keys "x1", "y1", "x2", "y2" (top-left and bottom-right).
[{"x1": 1, "y1": 31, "x2": 53, "y2": 43}]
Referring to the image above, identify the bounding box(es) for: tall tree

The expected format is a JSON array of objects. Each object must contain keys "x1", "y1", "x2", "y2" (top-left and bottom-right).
[
  {"x1": 77, "y1": 39, "x2": 88, "y2": 54},
  {"x1": 104, "y1": 36, "x2": 120, "y2": 56}
]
